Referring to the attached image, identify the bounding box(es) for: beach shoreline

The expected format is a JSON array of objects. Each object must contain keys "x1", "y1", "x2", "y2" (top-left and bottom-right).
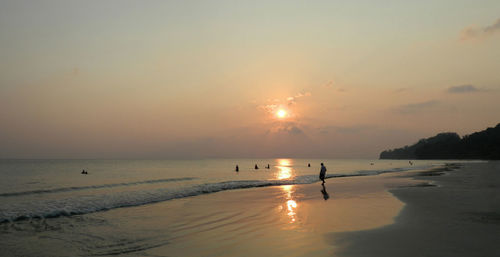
[
  {"x1": 1, "y1": 161, "x2": 497, "y2": 257},
  {"x1": 331, "y1": 161, "x2": 500, "y2": 257}
]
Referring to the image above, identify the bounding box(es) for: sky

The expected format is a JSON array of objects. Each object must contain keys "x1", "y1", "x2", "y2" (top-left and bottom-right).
[{"x1": 1, "y1": 0, "x2": 499, "y2": 159}]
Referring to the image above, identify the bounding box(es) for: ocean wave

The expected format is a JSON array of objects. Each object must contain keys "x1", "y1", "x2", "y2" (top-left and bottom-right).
[
  {"x1": 0, "y1": 177, "x2": 197, "y2": 197},
  {"x1": 0, "y1": 165, "x2": 432, "y2": 223}
]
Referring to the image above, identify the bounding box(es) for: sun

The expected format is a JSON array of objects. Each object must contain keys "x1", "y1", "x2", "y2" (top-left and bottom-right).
[{"x1": 276, "y1": 109, "x2": 287, "y2": 119}]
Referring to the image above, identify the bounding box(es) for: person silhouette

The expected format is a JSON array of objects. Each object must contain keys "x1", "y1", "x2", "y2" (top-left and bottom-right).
[
  {"x1": 321, "y1": 184, "x2": 330, "y2": 200},
  {"x1": 235, "y1": 165, "x2": 239, "y2": 172},
  {"x1": 255, "y1": 164, "x2": 259, "y2": 170},
  {"x1": 266, "y1": 164, "x2": 270, "y2": 169},
  {"x1": 319, "y1": 163, "x2": 327, "y2": 184},
  {"x1": 308, "y1": 163, "x2": 311, "y2": 167}
]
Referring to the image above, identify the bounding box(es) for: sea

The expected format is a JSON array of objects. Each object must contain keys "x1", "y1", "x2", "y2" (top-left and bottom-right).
[
  {"x1": 0, "y1": 158, "x2": 454, "y2": 256},
  {"x1": 0, "y1": 158, "x2": 447, "y2": 223}
]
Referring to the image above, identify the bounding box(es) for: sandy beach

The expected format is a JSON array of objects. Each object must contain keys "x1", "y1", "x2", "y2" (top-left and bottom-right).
[
  {"x1": 332, "y1": 161, "x2": 500, "y2": 257},
  {"x1": 1, "y1": 162, "x2": 498, "y2": 257},
  {"x1": 2, "y1": 2, "x2": 499, "y2": 256}
]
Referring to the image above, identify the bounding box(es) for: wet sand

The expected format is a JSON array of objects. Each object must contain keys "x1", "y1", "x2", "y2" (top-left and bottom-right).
[
  {"x1": 2, "y1": 162, "x2": 497, "y2": 256},
  {"x1": 1, "y1": 168, "x2": 416, "y2": 257},
  {"x1": 331, "y1": 162, "x2": 500, "y2": 257}
]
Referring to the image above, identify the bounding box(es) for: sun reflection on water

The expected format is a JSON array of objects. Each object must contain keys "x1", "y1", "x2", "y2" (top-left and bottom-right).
[
  {"x1": 280, "y1": 184, "x2": 298, "y2": 223},
  {"x1": 286, "y1": 199, "x2": 298, "y2": 222},
  {"x1": 276, "y1": 159, "x2": 294, "y2": 180},
  {"x1": 275, "y1": 159, "x2": 299, "y2": 224}
]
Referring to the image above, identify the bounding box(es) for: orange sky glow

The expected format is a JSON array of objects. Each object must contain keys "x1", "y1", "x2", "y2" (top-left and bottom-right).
[{"x1": 0, "y1": 1, "x2": 499, "y2": 158}]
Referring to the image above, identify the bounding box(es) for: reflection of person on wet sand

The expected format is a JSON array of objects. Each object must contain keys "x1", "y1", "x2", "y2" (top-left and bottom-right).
[{"x1": 321, "y1": 184, "x2": 330, "y2": 200}]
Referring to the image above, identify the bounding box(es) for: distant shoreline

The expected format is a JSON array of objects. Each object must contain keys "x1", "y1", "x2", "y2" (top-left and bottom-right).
[{"x1": 380, "y1": 123, "x2": 500, "y2": 160}]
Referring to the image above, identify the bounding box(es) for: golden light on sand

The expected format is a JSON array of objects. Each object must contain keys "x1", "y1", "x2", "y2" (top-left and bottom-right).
[
  {"x1": 287, "y1": 200, "x2": 297, "y2": 222},
  {"x1": 282, "y1": 185, "x2": 293, "y2": 196},
  {"x1": 280, "y1": 185, "x2": 298, "y2": 223},
  {"x1": 276, "y1": 109, "x2": 287, "y2": 119}
]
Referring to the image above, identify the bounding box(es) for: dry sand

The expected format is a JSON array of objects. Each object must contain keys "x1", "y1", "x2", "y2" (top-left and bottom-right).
[
  {"x1": 3, "y1": 162, "x2": 497, "y2": 257},
  {"x1": 331, "y1": 162, "x2": 500, "y2": 257}
]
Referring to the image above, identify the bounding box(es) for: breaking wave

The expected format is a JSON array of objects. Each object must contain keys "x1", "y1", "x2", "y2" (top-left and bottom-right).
[
  {"x1": 0, "y1": 177, "x2": 196, "y2": 197},
  {"x1": 0, "y1": 165, "x2": 432, "y2": 223}
]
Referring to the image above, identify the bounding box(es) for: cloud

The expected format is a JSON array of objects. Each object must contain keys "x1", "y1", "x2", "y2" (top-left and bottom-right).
[
  {"x1": 288, "y1": 125, "x2": 304, "y2": 135},
  {"x1": 286, "y1": 91, "x2": 311, "y2": 106},
  {"x1": 324, "y1": 80, "x2": 335, "y2": 88},
  {"x1": 258, "y1": 90, "x2": 311, "y2": 112},
  {"x1": 260, "y1": 104, "x2": 278, "y2": 113},
  {"x1": 485, "y1": 18, "x2": 500, "y2": 33},
  {"x1": 323, "y1": 80, "x2": 346, "y2": 92},
  {"x1": 319, "y1": 125, "x2": 373, "y2": 134},
  {"x1": 268, "y1": 121, "x2": 305, "y2": 135},
  {"x1": 393, "y1": 88, "x2": 409, "y2": 93},
  {"x1": 394, "y1": 100, "x2": 439, "y2": 114},
  {"x1": 447, "y1": 84, "x2": 479, "y2": 94},
  {"x1": 460, "y1": 18, "x2": 500, "y2": 41}
]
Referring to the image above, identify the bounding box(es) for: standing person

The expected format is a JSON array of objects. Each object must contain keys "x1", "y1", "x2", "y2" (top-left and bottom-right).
[
  {"x1": 235, "y1": 165, "x2": 239, "y2": 172},
  {"x1": 319, "y1": 163, "x2": 327, "y2": 184}
]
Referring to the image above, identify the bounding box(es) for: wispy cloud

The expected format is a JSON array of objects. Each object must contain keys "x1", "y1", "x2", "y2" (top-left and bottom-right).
[
  {"x1": 268, "y1": 121, "x2": 305, "y2": 135},
  {"x1": 323, "y1": 80, "x2": 346, "y2": 92},
  {"x1": 393, "y1": 88, "x2": 409, "y2": 93},
  {"x1": 286, "y1": 91, "x2": 311, "y2": 106},
  {"x1": 319, "y1": 125, "x2": 373, "y2": 134},
  {"x1": 447, "y1": 84, "x2": 480, "y2": 94},
  {"x1": 257, "y1": 90, "x2": 311, "y2": 116},
  {"x1": 460, "y1": 18, "x2": 500, "y2": 41},
  {"x1": 394, "y1": 100, "x2": 439, "y2": 114},
  {"x1": 259, "y1": 104, "x2": 278, "y2": 113},
  {"x1": 324, "y1": 80, "x2": 335, "y2": 88}
]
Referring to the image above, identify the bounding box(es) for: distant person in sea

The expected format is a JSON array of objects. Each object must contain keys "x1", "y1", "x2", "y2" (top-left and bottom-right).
[
  {"x1": 319, "y1": 163, "x2": 327, "y2": 184},
  {"x1": 321, "y1": 184, "x2": 330, "y2": 200},
  {"x1": 255, "y1": 164, "x2": 259, "y2": 170},
  {"x1": 81, "y1": 169, "x2": 88, "y2": 174},
  {"x1": 235, "y1": 165, "x2": 239, "y2": 172},
  {"x1": 308, "y1": 163, "x2": 311, "y2": 167}
]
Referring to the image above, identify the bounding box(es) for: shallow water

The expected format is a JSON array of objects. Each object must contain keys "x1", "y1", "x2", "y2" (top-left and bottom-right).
[
  {"x1": 0, "y1": 158, "x2": 458, "y2": 257},
  {"x1": 0, "y1": 159, "x2": 448, "y2": 223}
]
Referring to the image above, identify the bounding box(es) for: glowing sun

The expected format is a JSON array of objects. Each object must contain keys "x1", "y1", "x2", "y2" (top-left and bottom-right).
[{"x1": 276, "y1": 109, "x2": 287, "y2": 119}]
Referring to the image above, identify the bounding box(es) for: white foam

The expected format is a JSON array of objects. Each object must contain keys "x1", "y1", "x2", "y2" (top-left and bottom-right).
[{"x1": 0, "y1": 165, "x2": 432, "y2": 223}]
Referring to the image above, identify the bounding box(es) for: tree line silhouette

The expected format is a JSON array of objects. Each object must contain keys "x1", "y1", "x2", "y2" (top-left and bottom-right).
[{"x1": 380, "y1": 123, "x2": 500, "y2": 160}]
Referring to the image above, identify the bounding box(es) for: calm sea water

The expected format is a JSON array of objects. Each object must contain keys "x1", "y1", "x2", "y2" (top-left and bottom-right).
[{"x1": 0, "y1": 158, "x2": 448, "y2": 223}]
